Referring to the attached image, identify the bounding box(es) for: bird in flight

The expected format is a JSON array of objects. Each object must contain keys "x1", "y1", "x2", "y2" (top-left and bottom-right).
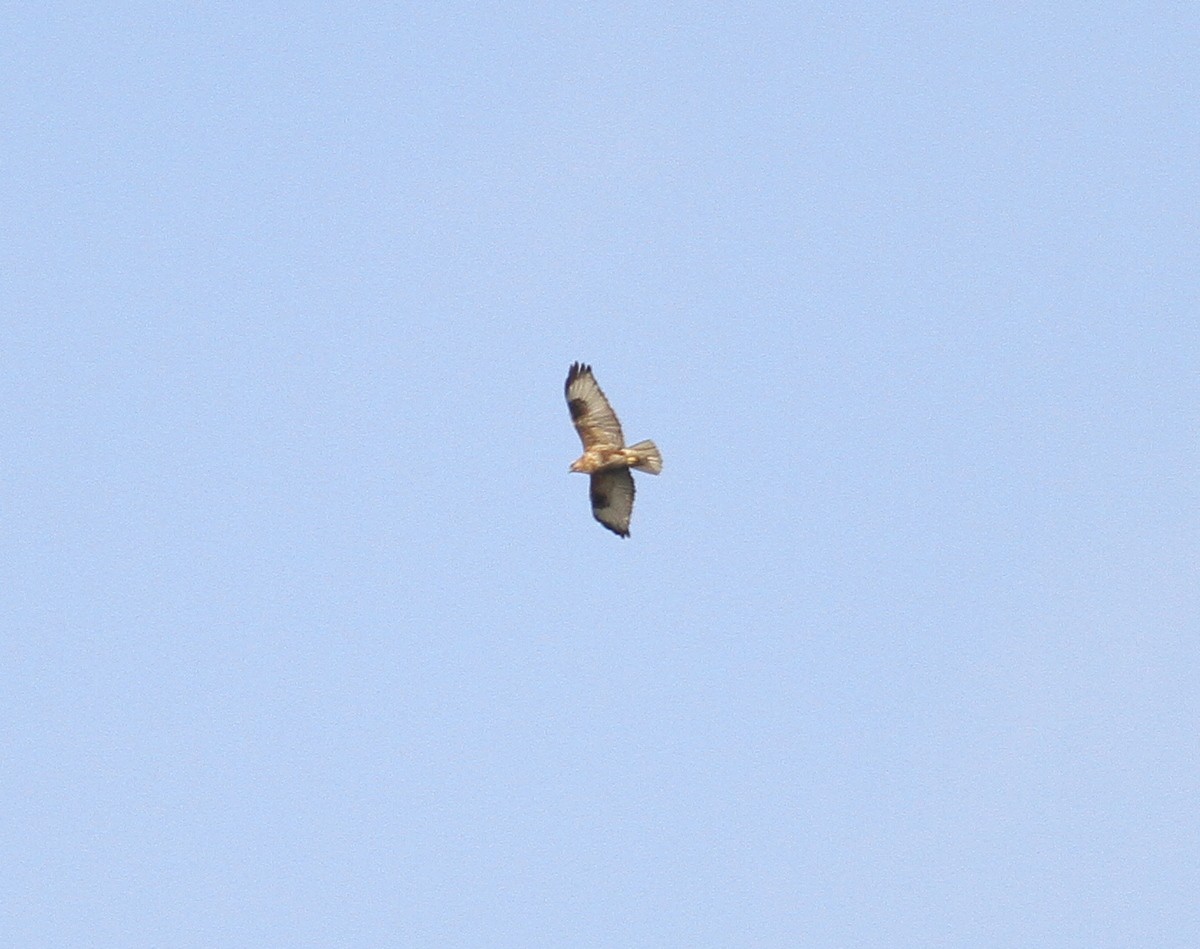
[{"x1": 565, "y1": 362, "x2": 662, "y2": 537}]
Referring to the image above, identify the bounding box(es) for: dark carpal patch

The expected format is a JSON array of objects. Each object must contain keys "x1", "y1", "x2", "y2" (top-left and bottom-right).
[
  {"x1": 568, "y1": 397, "x2": 587, "y2": 421},
  {"x1": 589, "y1": 483, "x2": 609, "y2": 508}
]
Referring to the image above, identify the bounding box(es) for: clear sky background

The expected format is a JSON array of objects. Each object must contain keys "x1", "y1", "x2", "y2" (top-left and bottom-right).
[{"x1": 4, "y1": 4, "x2": 1197, "y2": 947}]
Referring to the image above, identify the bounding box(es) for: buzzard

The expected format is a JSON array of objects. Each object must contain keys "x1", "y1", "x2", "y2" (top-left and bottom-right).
[{"x1": 565, "y1": 362, "x2": 662, "y2": 537}]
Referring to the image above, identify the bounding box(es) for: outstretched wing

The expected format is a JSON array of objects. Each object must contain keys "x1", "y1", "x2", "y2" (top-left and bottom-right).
[
  {"x1": 589, "y1": 469, "x2": 635, "y2": 537},
  {"x1": 565, "y1": 362, "x2": 624, "y2": 449}
]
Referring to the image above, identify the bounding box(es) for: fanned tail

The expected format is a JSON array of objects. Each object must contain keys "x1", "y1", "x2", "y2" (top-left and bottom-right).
[{"x1": 628, "y1": 440, "x2": 662, "y2": 475}]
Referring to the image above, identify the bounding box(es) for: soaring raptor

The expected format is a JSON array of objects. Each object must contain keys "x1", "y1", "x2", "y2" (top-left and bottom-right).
[{"x1": 565, "y1": 362, "x2": 662, "y2": 537}]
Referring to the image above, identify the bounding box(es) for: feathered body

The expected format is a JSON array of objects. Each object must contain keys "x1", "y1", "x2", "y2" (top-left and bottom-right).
[{"x1": 564, "y1": 362, "x2": 661, "y2": 537}]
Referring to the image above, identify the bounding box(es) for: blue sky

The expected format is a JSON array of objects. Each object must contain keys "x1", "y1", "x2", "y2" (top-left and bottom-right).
[{"x1": 4, "y1": 3, "x2": 1197, "y2": 946}]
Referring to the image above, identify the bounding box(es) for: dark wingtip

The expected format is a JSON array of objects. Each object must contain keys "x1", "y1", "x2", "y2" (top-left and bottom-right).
[
  {"x1": 566, "y1": 361, "x2": 592, "y2": 396},
  {"x1": 595, "y1": 515, "x2": 630, "y2": 538}
]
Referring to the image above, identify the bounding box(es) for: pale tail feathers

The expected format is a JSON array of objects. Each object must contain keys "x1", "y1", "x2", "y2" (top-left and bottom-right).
[{"x1": 628, "y1": 440, "x2": 662, "y2": 474}]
